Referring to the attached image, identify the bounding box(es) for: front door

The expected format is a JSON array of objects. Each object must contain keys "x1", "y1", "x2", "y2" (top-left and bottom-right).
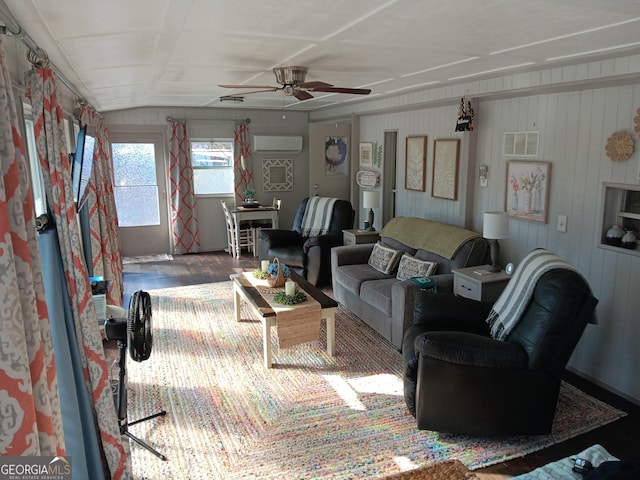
[{"x1": 110, "y1": 130, "x2": 169, "y2": 256}]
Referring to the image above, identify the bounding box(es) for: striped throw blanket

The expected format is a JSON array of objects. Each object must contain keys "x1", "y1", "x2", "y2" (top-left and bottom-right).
[
  {"x1": 486, "y1": 248, "x2": 580, "y2": 340},
  {"x1": 301, "y1": 197, "x2": 338, "y2": 237}
]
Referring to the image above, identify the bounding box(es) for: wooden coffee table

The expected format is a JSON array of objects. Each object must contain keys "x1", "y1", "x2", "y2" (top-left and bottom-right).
[{"x1": 230, "y1": 270, "x2": 338, "y2": 368}]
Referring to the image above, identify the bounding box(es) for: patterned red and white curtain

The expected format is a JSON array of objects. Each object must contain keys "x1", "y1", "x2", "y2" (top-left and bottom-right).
[
  {"x1": 0, "y1": 37, "x2": 65, "y2": 457},
  {"x1": 26, "y1": 67, "x2": 130, "y2": 478},
  {"x1": 79, "y1": 106, "x2": 123, "y2": 305},
  {"x1": 233, "y1": 120, "x2": 254, "y2": 204},
  {"x1": 168, "y1": 120, "x2": 200, "y2": 254}
]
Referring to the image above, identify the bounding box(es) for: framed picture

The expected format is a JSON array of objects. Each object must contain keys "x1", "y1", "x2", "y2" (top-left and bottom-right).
[
  {"x1": 432, "y1": 139, "x2": 460, "y2": 200},
  {"x1": 479, "y1": 164, "x2": 488, "y2": 187},
  {"x1": 506, "y1": 160, "x2": 551, "y2": 223},
  {"x1": 503, "y1": 131, "x2": 539, "y2": 156},
  {"x1": 325, "y1": 136, "x2": 348, "y2": 176},
  {"x1": 405, "y1": 136, "x2": 427, "y2": 191},
  {"x1": 359, "y1": 142, "x2": 373, "y2": 168},
  {"x1": 262, "y1": 158, "x2": 293, "y2": 191}
]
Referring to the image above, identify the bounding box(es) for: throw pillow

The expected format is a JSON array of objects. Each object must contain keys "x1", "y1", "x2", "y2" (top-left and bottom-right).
[
  {"x1": 368, "y1": 242, "x2": 402, "y2": 275},
  {"x1": 396, "y1": 254, "x2": 438, "y2": 281}
]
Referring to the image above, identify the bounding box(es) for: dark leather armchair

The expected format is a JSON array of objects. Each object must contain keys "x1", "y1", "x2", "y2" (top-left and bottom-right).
[
  {"x1": 258, "y1": 197, "x2": 354, "y2": 287},
  {"x1": 403, "y1": 267, "x2": 597, "y2": 435}
]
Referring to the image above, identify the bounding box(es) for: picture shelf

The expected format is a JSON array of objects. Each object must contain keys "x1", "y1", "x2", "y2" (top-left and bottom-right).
[{"x1": 600, "y1": 182, "x2": 640, "y2": 255}]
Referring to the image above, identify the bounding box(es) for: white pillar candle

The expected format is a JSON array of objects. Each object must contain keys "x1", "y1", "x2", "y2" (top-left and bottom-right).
[
  {"x1": 261, "y1": 260, "x2": 269, "y2": 272},
  {"x1": 285, "y1": 280, "x2": 295, "y2": 297}
]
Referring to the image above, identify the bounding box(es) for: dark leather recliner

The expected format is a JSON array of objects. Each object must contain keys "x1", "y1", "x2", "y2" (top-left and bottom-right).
[
  {"x1": 403, "y1": 268, "x2": 597, "y2": 435},
  {"x1": 258, "y1": 197, "x2": 354, "y2": 287}
]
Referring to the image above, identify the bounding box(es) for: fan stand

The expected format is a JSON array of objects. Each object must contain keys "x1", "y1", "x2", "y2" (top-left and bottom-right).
[{"x1": 115, "y1": 339, "x2": 167, "y2": 461}]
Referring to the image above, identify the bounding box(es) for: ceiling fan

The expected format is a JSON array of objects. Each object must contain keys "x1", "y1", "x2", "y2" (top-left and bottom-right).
[{"x1": 219, "y1": 66, "x2": 371, "y2": 101}]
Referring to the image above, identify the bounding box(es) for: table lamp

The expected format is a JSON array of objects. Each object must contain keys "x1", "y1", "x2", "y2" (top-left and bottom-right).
[
  {"x1": 483, "y1": 211, "x2": 509, "y2": 272},
  {"x1": 362, "y1": 190, "x2": 380, "y2": 231}
]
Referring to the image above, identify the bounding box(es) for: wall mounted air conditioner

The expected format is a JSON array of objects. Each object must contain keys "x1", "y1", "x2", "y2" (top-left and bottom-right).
[{"x1": 252, "y1": 135, "x2": 303, "y2": 153}]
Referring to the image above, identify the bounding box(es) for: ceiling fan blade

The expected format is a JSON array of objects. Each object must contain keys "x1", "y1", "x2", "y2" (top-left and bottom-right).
[
  {"x1": 298, "y1": 81, "x2": 334, "y2": 89},
  {"x1": 295, "y1": 90, "x2": 314, "y2": 101},
  {"x1": 312, "y1": 87, "x2": 371, "y2": 95},
  {"x1": 218, "y1": 84, "x2": 278, "y2": 89},
  {"x1": 234, "y1": 88, "x2": 282, "y2": 95}
]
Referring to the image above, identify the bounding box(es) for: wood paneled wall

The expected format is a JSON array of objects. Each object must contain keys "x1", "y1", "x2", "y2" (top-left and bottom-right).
[{"x1": 357, "y1": 83, "x2": 640, "y2": 404}]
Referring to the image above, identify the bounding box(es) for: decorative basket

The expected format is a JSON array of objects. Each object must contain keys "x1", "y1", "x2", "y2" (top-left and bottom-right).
[{"x1": 267, "y1": 257, "x2": 288, "y2": 287}]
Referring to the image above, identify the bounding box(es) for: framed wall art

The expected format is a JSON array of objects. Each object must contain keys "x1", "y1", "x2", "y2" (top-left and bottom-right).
[
  {"x1": 432, "y1": 139, "x2": 460, "y2": 200},
  {"x1": 506, "y1": 160, "x2": 551, "y2": 223},
  {"x1": 325, "y1": 136, "x2": 348, "y2": 176},
  {"x1": 405, "y1": 135, "x2": 427, "y2": 191},
  {"x1": 359, "y1": 142, "x2": 373, "y2": 168},
  {"x1": 262, "y1": 158, "x2": 293, "y2": 191}
]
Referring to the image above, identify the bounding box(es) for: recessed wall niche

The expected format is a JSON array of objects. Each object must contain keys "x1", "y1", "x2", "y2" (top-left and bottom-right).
[{"x1": 600, "y1": 182, "x2": 640, "y2": 255}]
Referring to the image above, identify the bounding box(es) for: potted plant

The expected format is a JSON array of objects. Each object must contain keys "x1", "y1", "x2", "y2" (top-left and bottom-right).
[{"x1": 243, "y1": 188, "x2": 256, "y2": 203}]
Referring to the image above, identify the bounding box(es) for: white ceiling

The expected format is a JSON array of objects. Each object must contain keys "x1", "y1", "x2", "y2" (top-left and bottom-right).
[{"x1": 2, "y1": 0, "x2": 640, "y2": 113}]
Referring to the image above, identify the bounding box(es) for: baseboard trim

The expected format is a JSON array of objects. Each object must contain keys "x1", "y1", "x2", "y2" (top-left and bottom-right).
[{"x1": 566, "y1": 366, "x2": 640, "y2": 407}]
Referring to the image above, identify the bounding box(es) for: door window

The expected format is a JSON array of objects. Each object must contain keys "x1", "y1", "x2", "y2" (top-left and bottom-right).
[{"x1": 112, "y1": 143, "x2": 160, "y2": 227}]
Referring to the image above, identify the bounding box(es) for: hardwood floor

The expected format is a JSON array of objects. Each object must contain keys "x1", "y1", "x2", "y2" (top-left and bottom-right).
[{"x1": 119, "y1": 251, "x2": 639, "y2": 477}]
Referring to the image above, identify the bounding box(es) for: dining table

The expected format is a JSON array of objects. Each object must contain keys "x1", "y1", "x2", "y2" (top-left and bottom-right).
[{"x1": 230, "y1": 204, "x2": 279, "y2": 258}]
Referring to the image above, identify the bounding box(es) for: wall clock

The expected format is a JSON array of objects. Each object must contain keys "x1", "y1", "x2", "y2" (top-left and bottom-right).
[{"x1": 605, "y1": 131, "x2": 634, "y2": 162}]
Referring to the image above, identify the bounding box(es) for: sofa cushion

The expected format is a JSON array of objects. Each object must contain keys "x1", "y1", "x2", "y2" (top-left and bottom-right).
[
  {"x1": 368, "y1": 242, "x2": 402, "y2": 274},
  {"x1": 361, "y1": 278, "x2": 397, "y2": 315},
  {"x1": 380, "y1": 236, "x2": 417, "y2": 256},
  {"x1": 333, "y1": 263, "x2": 389, "y2": 295},
  {"x1": 414, "y1": 249, "x2": 449, "y2": 274},
  {"x1": 396, "y1": 254, "x2": 438, "y2": 281}
]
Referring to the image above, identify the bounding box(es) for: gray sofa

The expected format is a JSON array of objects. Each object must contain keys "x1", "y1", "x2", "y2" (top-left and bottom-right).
[{"x1": 331, "y1": 216, "x2": 489, "y2": 350}]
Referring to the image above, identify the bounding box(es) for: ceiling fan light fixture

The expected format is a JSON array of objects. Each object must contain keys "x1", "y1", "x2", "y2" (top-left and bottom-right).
[
  {"x1": 220, "y1": 95, "x2": 244, "y2": 103},
  {"x1": 273, "y1": 66, "x2": 308, "y2": 85}
]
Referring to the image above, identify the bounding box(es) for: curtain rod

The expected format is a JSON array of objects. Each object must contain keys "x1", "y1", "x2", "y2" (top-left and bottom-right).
[
  {"x1": 0, "y1": 7, "x2": 88, "y2": 105},
  {"x1": 166, "y1": 116, "x2": 250, "y2": 124}
]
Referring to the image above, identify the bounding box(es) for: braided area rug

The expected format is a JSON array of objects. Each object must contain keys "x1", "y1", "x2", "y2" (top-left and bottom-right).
[
  {"x1": 380, "y1": 459, "x2": 471, "y2": 480},
  {"x1": 126, "y1": 281, "x2": 625, "y2": 480}
]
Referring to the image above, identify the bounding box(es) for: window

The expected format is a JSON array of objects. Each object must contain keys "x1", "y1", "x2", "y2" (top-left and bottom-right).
[
  {"x1": 22, "y1": 103, "x2": 47, "y2": 217},
  {"x1": 190, "y1": 139, "x2": 234, "y2": 195},
  {"x1": 112, "y1": 143, "x2": 160, "y2": 227},
  {"x1": 22, "y1": 104, "x2": 75, "y2": 218}
]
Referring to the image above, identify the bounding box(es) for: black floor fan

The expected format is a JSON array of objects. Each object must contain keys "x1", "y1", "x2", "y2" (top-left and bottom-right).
[{"x1": 105, "y1": 290, "x2": 167, "y2": 461}]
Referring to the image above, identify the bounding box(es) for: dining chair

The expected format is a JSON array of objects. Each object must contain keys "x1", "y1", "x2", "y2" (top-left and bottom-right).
[
  {"x1": 250, "y1": 197, "x2": 281, "y2": 233},
  {"x1": 221, "y1": 200, "x2": 254, "y2": 257}
]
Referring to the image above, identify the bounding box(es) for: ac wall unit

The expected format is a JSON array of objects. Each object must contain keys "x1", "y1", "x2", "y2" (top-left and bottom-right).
[{"x1": 252, "y1": 135, "x2": 303, "y2": 153}]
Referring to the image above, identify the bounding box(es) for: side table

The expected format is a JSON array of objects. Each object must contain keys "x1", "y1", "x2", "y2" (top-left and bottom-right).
[
  {"x1": 343, "y1": 229, "x2": 380, "y2": 246},
  {"x1": 452, "y1": 265, "x2": 510, "y2": 303}
]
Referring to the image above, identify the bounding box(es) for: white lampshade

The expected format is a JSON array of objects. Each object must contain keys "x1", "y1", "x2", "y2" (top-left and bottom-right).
[
  {"x1": 362, "y1": 190, "x2": 380, "y2": 209},
  {"x1": 483, "y1": 211, "x2": 509, "y2": 239}
]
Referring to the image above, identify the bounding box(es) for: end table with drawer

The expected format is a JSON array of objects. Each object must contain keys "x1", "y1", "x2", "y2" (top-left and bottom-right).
[
  {"x1": 342, "y1": 229, "x2": 380, "y2": 246},
  {"x1": 452, "y1": 265, "x2": 510, "y2": 303}
]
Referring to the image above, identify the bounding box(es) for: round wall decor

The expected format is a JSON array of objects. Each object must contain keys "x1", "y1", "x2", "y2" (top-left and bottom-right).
[
  {"x1": 356, "y1": 170, "x2": 380, "y2": 187},
  {"x1": 605, "y1": 131, "x2": 634, "y2": 161}
]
